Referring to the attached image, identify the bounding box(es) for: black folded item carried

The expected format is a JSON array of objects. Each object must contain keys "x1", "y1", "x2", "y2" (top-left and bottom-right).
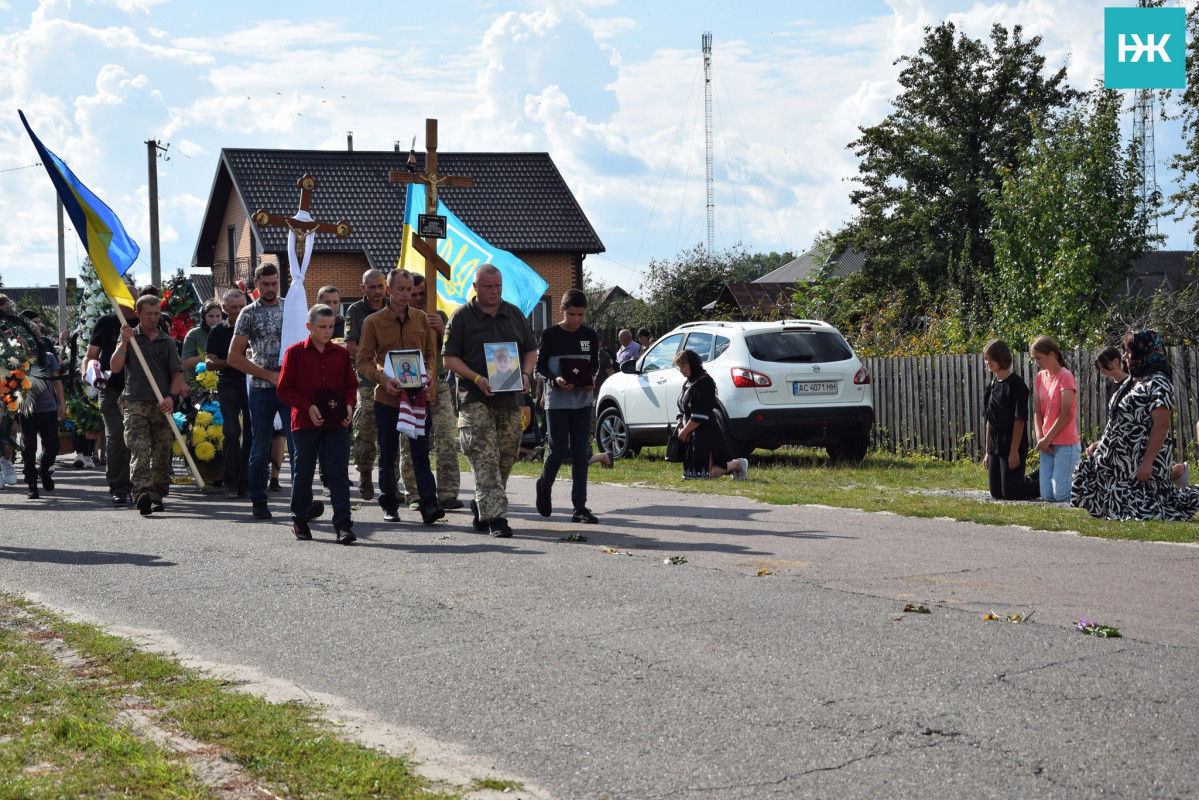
[
  {"x1": 559, "y1": 357, "x2": 592, "y2": 388},
  {"x1": 313, "y1": 388, "x2": 348, "y2": 429}
]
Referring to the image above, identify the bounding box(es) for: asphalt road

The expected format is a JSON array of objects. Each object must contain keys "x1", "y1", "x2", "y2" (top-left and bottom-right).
[{"x1": 2, "y1": 462, "x2": 1198, "y2": 799}]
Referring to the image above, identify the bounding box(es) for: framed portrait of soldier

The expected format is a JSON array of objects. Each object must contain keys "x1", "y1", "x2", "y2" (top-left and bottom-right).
[{"x1": 484, "y1": 341, "x2": 522, "y2": 392}]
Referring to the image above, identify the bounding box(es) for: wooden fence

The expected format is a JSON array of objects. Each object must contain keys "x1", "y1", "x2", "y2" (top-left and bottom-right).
[{"x1": 863, "y1": 347, "x2": 1199, "y2": 462}]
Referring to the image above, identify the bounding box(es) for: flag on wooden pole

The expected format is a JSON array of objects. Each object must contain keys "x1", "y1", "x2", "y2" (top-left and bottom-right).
[
  {"x1": 19, "y1": 110, "x2": 139, "y2": 310},
  {"x1": 398, "y1": 183, "x2": 548, "y2": 316}
]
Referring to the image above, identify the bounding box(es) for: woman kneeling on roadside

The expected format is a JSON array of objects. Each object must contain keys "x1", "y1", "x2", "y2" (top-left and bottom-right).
[
  {"x1": 673, "y1": 349, "x2": 747, "y2": 481},
  {"x1": 1072, "y1": 331, "x2": 1199, "y2": 520},
  {"x1": 982, "y1": 339, "x2": 1039, "y2": 500},
  {"x1": 1031, "y1": 336, "x2": 1080, "y2": 502}
]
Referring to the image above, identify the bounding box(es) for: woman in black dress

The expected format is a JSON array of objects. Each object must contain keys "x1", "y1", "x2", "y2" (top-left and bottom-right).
[
  {"x1": 673, "y1": 350, "x2": 747, "y2": 481},
  {"x1": 981, "y1": 339, "x2": 1039, "y2": 500}
]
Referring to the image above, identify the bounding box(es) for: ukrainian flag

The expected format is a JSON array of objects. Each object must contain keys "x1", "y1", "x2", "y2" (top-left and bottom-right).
[
  {"x1": 19, "y1": 110, "x2": 139, "y2": 310},
  {"x1": 398, "y1": 183, "x2": 548, "y2": 316}
]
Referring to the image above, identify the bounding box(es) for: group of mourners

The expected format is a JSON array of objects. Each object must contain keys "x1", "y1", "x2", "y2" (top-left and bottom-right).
[
  {"x1": 982, "y1": 331, "x2": 1199, "y2": 521},
  {"x1": 13, "y1": 276, "x2": 1190, "y2": 533},
  {"x1": 7, "y1": 264, "x2": 729, "y2": 544}
]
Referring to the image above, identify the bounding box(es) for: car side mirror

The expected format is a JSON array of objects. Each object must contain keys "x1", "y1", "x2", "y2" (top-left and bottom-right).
[{"x1": 620, "y1": 359, "x2": 638, "y2": 374}]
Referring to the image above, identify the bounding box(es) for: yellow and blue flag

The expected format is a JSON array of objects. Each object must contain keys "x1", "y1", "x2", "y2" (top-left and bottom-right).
[
  {"x1": 19, "y1": 110, "x2": 139, "y2": 310},
  {"x1": 398, "y1": 183, "x2": 548, "y2": 316}
]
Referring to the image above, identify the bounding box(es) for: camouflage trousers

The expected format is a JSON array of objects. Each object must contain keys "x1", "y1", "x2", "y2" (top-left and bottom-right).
[
  {"x1": 458, "y1": 401, "x2": 523, "y2": 522},
  {"x1": 123, "y1": 400, "x2": 172, "y2": 503},
  {"x1": 352, "y1": 385, "x2": 377, "y2": 476},
  {"x1": 396, "y1": 386, "x2": 460, "y2": 503}
]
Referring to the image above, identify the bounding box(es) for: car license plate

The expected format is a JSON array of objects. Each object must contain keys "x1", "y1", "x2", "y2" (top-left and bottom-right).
[{"x1": 793, "y1": 381, "x2": 837, "y2": 395}]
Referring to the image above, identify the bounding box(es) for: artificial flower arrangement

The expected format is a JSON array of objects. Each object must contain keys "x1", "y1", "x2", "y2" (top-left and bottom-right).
[
  {"x1": 161, "y1": 269, "x2": 201, "y2": 344},
  {"x1": 0, "y1": 309, "x2": 48, "y2": 418},
  {"x1": 171, "y1": 362, "x2": 224, "y2": 468}
]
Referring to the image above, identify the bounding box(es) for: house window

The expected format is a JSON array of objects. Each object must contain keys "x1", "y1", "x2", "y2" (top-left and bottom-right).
[{"x1": 531, "y1": 297, "x2": 551, "y2": 335}]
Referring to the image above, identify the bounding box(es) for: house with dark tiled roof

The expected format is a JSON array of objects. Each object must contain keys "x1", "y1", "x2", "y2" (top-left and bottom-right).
[
  {"x1": 191, "y1": 147, "x2": 605, "y2": 330},
  {"x1": 0, "y1": 282, "x2": 78, "y2": 331}
]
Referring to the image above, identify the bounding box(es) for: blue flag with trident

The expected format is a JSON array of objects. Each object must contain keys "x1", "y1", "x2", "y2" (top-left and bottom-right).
[{"x1": 398, "y1": 183, "x2": 548, "y2": 316}]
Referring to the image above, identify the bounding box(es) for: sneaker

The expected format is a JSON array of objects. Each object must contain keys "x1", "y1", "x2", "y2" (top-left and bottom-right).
[
  {"x1": 268, "y1": 476, "x2": 283, "y2": 492},
  {"x1": 421, "y1": 505, "x2": 446, "y2": 525},
  {"x1": 39, "y1": 470, "x2": 54, "y2": 492},
  {"x1": 111, "y1": 493, "x2": 129, "y2": 506},
  {"x1": 488, "y1": 517, "x2": 513, "y2": 538},
  {"x1": 136, "y1": 493, "x2": 153, "y2": 516},
  {"x1": 292, "y1": 518, "x2": 313, "y2": 540},
  {"x1": 571, "y1": 507, "x2": 599, "y2": 524},
  {"x1": 358, "y1": 473, "x2": 374, "y2": 501},
  {"x1": 252, "y1": 502, "x2": 272, "y2": 520},
  {"x1": 72, "y1": 453, "x2": 84, "y2": 469},
  {"x1": 82, "y1": 455, "x2": 95, "y2": 469},
  {"x1": 408, "y1": 500, "x2": 421, "y2": 511},
  {"x1": 336, "y1": 522, "x2": 357, "y2": 545},
  {"x1": 439, "y1": 498, "x2": 464, "y2": 511},
  {"x1": 0, "y1": 458, "x2": 16, "y2": 486},
  {"x1": 27, "y1": 485, "x2": 39, "y2": 500},
  {"x1": 305, "y1": 501, "x2": 325, "y2": 521},
  {"x1": 152, "y1": 501, "x2": 165, "y2": 513},
  {"x1": 469, "y1": 499, "x2": 488, "y2": 532},
  {"x1": 380, "y1": 496, "x2": 401, "y2": 522},
  {"x1": 535, "y1": 477, "x2": 552, "y2": 517},
  {"x1": 735, "y1": 458, "x2": 749, "y2": 481}
]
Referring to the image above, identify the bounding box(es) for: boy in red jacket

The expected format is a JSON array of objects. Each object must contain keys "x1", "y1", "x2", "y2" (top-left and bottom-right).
[{"x1": 277, "y1": 305, "x2": 357, "y2": 543}]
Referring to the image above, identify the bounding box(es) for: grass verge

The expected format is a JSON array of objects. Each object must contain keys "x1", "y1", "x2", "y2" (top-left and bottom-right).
[
  {"x1": 508, "y1": 447, "x2": 1199, "y2": 545},
  {"x1": 0, "y1": 593, "x2": 460, "y2": 799}
]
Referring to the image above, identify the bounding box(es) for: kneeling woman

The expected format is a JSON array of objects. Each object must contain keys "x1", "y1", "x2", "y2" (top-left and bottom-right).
[
  {"x1": 982, "y1": 339, "x2": 1039, "y2": 500},
  {"x1": 673, "y1": 350, "x2": 747, "y2": 481},
  {"x1": 1072, "y1": 330, "x2": 1199, "y2": 520}
]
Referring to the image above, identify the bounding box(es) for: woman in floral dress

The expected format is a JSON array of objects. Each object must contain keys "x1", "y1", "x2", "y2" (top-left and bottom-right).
[{"x1": 1071, "y1": 331, "x2": 1199, "y2": 520}]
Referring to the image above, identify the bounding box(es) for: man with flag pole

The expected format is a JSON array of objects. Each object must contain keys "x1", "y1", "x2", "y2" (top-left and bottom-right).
[{"x1": 18, "y1": 110, "x2": 205, "y2": 491}]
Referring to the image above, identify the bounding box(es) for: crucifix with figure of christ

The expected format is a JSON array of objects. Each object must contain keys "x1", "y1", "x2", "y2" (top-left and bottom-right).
[
  {"x1": 389, "y1": 118, "x2": 475, "y2": 313},
  {"x1": 252, "y1": 173, "x2": 354, "y2": 264}
]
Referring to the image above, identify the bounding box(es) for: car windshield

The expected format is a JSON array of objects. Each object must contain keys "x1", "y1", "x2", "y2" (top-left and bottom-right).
[{"x1": 745, "y1": 330, "x2": 853, "y2": 363}]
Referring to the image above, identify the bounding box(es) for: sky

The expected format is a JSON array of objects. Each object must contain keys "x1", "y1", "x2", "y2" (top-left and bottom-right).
[{"x1": 0, "y1": 0, "x2": 1192, "y2": 296}]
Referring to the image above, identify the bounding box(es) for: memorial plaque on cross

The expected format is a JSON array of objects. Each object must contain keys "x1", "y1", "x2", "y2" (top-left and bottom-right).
[
  {"x1": 389, "y1": 118, "x2": 475, "y2": 313},
  {"x1": 252, "y1": 173, "x2": 354, "y2": 265}
]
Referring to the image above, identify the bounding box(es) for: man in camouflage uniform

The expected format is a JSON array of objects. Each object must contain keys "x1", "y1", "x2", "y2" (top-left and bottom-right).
[
  {"x1": 442, "y1": 264, "x2": 538, "y2": 537},
  {"x1": 344, "y1": 269, "x2": 388, "y2": 500},
  {"x1": 395, "y1": 273, "x2": 462, "y2": 510},
  {"x1": 109, "y1": 295, "x2": 188, "y2": 516}
]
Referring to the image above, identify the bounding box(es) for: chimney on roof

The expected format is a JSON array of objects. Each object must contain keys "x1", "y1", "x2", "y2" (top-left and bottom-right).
[
  {"x1": 346, "y1": 131, "x2": 353, "y2": 151},
  {"x1": 394, "y1": 140, "x2": 401, "y2": 152}
]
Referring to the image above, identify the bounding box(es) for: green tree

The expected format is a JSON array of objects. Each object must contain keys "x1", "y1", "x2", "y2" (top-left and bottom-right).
[
  {"x1": 728, "y1": 250, "x2": 795, "y2": 283},
  {"x1": 639, "y1": 243, "x2": 748, "y2": 334},
  {"x1": 987, "y1": 90, "x2": 1156, "y2": 349},
  {"x1": 582, "y1": 268, "x2": 646, "y2": 344},
  {"x1": 843, "y1": 22, "x2": 1075, "y2": 320}
]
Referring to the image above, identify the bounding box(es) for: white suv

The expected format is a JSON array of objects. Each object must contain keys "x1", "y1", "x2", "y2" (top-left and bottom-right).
[{"x1": 595, "y1": 320, "x2": 874, "y2": 462}]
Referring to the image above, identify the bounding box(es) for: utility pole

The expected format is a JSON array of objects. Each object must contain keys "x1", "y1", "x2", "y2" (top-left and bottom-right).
[
  {"x1": 146, "y1": 140, "x2": 168, "y2": 286},
  {"x1": 702, "y1": 31, "x2": 715, "y2": 254},
  {"x1": 57, "y1": 196, "x2": 66, "y2": 334}
]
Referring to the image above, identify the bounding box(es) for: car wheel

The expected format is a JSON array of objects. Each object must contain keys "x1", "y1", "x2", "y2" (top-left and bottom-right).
[
  {"x1": 597, "y1": 406, "x2": 635, "y2": 460},
  {"x1": 827, "y1": 434, "x2": 869, "y2": 464},
  {"x1": 716, "y1": 410, "x2": 755, "y2": 459}
]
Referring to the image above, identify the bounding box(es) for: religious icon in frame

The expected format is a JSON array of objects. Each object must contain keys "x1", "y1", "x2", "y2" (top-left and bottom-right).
[{"x1": 386, "y1": 349, "x2": 425, "y2": 390}]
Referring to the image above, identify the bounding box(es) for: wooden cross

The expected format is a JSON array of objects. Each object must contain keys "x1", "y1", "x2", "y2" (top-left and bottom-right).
[
  {"x1": 252, "y1": 173, "x2": 353, "y2": 263},
  {"x1": 389, "y1": 118, "x2": 475, "y2": 313}
]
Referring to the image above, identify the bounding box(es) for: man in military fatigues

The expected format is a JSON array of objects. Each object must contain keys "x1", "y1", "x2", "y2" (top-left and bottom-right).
[
  {"x1": 344, "y1": 269, "x2": 388, "y2": 499},
  {"x1": 395, "y1": 273, "x2": 462, "y2": 510},
  {"x1": 109, "y1": 295, "x2": 188, "y2": 516},
  {"x1": 442, "y1": 264, "x2": 538, "y2": 537}
]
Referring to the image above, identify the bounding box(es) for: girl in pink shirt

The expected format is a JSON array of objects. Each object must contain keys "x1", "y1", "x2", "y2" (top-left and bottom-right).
[{"x1": 1031, "y1": 335, "x2": 1080, "y2": 502}]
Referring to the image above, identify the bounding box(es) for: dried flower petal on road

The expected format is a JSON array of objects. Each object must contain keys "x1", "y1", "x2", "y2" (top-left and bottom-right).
[
  {"x1": 757, "y1": 568, "x2": 773, "y2": 577},
  {"x1": 983, "y1": 613, "x2": 999, "y2": 621},
  {"x1": 903, "y1": 604, "x2": 930, "y2": 613}
]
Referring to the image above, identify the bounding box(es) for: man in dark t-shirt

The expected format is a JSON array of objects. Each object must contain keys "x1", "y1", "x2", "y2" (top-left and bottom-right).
[
  {"x1": 205, "y1": 288, "x2": 251, "y2": 497},
  {"x1": 84, "y1": 303, "x2": 139, "y2": 505}
]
